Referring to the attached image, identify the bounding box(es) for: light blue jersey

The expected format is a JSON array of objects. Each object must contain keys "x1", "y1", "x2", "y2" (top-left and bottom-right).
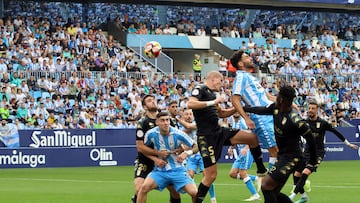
[
  {"x1": 232, "y1": 70, "x2": 276, "y2": 148},
  {"x1": 232, "y1": 70, "x2": 272, "y2": 107},
  {"x1": 144, "y1": 126, "x2": 194, "y2": 172},
  {"x1": 179, "y1": 123, "x2": 204, "y2": 173}
]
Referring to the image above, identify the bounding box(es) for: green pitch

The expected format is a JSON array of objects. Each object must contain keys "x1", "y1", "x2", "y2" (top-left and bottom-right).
[{"x1": 0, "y1": 161, "x2": 359, "y2": 203}]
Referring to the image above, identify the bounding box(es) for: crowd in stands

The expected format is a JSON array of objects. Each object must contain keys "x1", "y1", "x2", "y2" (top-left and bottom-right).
[
  {"x1": 123, "y1": 14, "x2": 360, "y2": 42},
  {"x1": 0, "y1": 1, "x2": 360, "y2": 131},
  {"x1": 7, "y1": 1, "x2": 360, "y2": 40},
  {"x1": 6, "y1": 1, "x2": 159, "y2": 30},
  {"x1": 120, "y1": 5, "x2": 360, "y2": 41}
]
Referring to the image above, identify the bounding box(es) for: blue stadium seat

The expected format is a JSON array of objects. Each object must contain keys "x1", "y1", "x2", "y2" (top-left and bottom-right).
[
  {"x1": 50, "y1": 92, "x2": 56, "y2": 99},
  {"x1": 33, "y1": 91, "x2": 42, "y2": 100},
  {"x1": 69, "y1": 99, "x2": 75, "y2": 107},
  {"x1": 42, "y1": 92, "x2": 51, "y2": 100}
]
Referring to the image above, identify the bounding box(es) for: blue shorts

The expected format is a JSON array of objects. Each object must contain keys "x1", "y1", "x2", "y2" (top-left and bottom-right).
[
  {"x1": 251, "y1": 114, "x2": 276, "y2": 149},
  {"x1": 231, "y1": 151, "x2": 254, "y2": 170},
  {"x1": 186, "y1": 153, "x2": 204, "y2": 173},
  {"x1": 148, "y1": 167, "x2": 194, "y2": 193}
]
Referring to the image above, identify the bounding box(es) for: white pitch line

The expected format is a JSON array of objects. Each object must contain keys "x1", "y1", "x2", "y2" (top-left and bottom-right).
[
  {"x1": 1, "y1": 178, "x2": 360, "y2": 189},
  {"x1": 215, "y1": 183, "x2": 360, "y2": 189},
  {"x1": 0, "y1": 178, "x2": 124, "y2": 184}
]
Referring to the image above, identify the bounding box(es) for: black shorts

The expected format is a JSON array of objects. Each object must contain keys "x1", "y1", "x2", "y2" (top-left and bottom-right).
[
  {"x1": 268, "y1": 154, "x2": 304, "y2": 184},
  {"x1": 197, "y1": 127, "x2": 239, "y2": 168},
  {"x1": 305, "y1": 151, "x2": 324, "y2": 166},
  {"x1": 133, "y1": 157, "x2": 154, "y2": 179}
]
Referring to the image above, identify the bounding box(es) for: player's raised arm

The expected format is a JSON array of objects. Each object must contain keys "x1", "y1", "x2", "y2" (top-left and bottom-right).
[
  {"x1": 217, "y1": 105, "x2": 237, "y2": 118},
  {"x1": 243, "y1": 103, "x2": 274, "y2": 115},
  {"x1": 176, "y1": 115, "x2": 197, "y2": 130},
  {"x1": 325, "y1": 122, "x2": 359, "y2": 149},
  {"x1": 136, "y1": 140, "x2": 170, "y2": 158},
  {"x1": 265, "y1": 92, "x2": 277, "y2": 102},
  {"x1": 231, "y1": 95, "x2": 255, "y2": 129},
  {"x1": 188, "y1": 95, "x2": 225, "y2": 110}
]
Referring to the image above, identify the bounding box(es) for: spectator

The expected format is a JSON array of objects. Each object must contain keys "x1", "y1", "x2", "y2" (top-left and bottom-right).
[
  {"x1": 141, "y1": 61, "x2": 152, "y2": 73},
  {"x1": 211, "y1": 26, "x2": 219, "y2": 36},
  {"x1": 137, "y1": 24, "x2": 148, "y2": 34},
  {"x1": 94, "y1": 117, "x2": 105, "y2": 128},
  {"x1": 163, "y1": 24, "x2": 172, "y2": 35},
  {"x1": 104, "y1": 117, "x2": 113, "y2": 128},
  {"x1": 230, "y1": 26, "x2": 240, "y2": 38},
  {"x1": 253, "y1": 27, "x2": 263, "y2": 38},
  {"x1": 113, "y1": 119, "x2": 128, "y2": 129},
  {"x1": 16, "y1": 102, "x2": 28, "y2": 123},
  {"x1": 197, "y1": 26, "x2": 206, "y2": 37},
  {"x1": 127, "y1": 23, "x2": 137, "y2": 34},
  {"x1": 193, "y1": 54, "x2": 202, "y2": 77}
]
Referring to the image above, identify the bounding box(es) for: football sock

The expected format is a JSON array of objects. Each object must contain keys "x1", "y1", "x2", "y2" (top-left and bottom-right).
[
  {"x1": 131, "y1": 194, "x2": 137, "y2": 203},
  {"x1": 294, "y1": 173, "x2": 308, "y2": 194},
  {"x1": 243, "y1": 176, "x2": 257, "y2": 195},
  {"x1": 195, "y1": 182, "x2": 210, "y2": 203},
  {"x1": 289, "y1": 192, "x2": 296, "y2": 200},
  {"x1": 250, "y1": 145, "x2": 267, "y2": 173},
  {"x1": 209, "y1": 184, "x2": 216, "y2": 199},
  {"x1": 293, "y1": 175, "x2": 300, "y2": 188},
  {"x1": 250, "y1": 175, "x2": 257, "y2": 182}
]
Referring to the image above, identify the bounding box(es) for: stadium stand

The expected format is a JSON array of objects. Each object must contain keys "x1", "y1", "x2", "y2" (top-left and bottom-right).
[{"x1": 0, "y1": 1, "x2": 359, "y2": 130}]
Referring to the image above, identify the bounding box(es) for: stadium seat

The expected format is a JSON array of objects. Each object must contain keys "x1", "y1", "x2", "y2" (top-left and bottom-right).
[
  {"x1": 50, "y1": 92, "x2": 56, "y2": 99},
  {"x1": 33, "y1": 91, "x2": 42, "y2": 100},
  {"x1": 69, "y1": 99, "x2": 75, "y2": 107},
  {"x1": 41, "y1": 92, "x2": 51, "y2": 100}
]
